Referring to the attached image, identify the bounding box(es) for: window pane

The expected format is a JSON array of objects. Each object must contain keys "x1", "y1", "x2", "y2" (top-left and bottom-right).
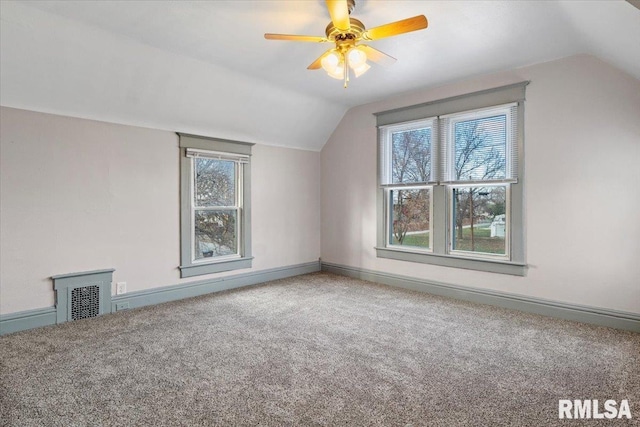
[
  {"x1": 392, "y1": 127, "x2": 431, "y2": 184},
  {"x1": 390, "y1": 188, "x2": 431, "y2": 250},
  {"x1": 454, "y1": 115, "x2": 506, "y2": 181},
  {"x1": 194, "y1": 158, "x2": 236, "y2": 207},
  {"x1": 194, "y1": 210, "x2": 237, "y2": 259},
  {"x1": 451, "y1": 186, "x2": 506, "y2": 255}
]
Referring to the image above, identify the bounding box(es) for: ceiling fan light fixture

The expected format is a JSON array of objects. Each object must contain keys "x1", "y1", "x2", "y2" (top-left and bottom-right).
[
  {"x1": 352, "y1": 62, "x2": 370, "y2": 77},
  {"x1": 347, "y1": 47, "x2": 367, "y2": 67},
  {"x1": 265, "y1": 0, "x2": 428, "y2": 88},
  {"x1": 321, "y1": 50, "x2": 341, "y2": 73},
  {"x1": 327, "y1": 61, "x2": 345, "y2": 79}
]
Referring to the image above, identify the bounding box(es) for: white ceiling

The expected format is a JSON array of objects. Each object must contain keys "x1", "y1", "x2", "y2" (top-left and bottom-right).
[{"x1": 1, "y1": 1, "x2": 639, "y2": 151}]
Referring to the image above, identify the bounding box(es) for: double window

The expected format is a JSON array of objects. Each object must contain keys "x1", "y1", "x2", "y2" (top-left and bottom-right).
[
  {"x1": 179, "y1": 134, "x2": 253, "y2": 278},
  {"x1": 376, "y1": 83, "x2": 527, "y2": 275}
]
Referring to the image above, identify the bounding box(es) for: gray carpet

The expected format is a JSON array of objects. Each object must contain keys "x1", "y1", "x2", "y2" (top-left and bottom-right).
[{"x1": 1, "y1": 272, "x2": 638, "y2": 426}]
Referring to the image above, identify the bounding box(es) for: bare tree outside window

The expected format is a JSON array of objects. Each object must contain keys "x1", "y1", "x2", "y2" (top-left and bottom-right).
[
  {"x1": 392, "y1": 128, "x2": 431, "y2": 184},
  {"x1": 195, "y1": 159, "x2": 235, "y2": 206},
  {"x1": 452, "y1": 115, "x2": 507, "y2": 254},
  {"x1": 193, "y1": 158, "x2": 238, "y2": 259},
  {"x1": 378, "y1": 93, "x2": 525, "y2": 273},
  {"x1": 390, "y1": 127, "x2": 431, "y2": 247}
]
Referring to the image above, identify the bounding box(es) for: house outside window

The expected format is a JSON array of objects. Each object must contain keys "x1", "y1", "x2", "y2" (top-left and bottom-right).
[
  {"x1": 178, "y1": 134, "x2": 253, "y2": 278},
  {"x1": 376, "y1": 83, "x2": 528, "y2": 276}
]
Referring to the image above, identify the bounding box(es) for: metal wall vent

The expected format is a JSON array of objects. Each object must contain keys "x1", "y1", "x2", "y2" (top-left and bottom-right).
[
  {"x1": 71, "y1": 285, "x2": 101, "y2": 320},
  {"x1": 52, "y1": 269, "x2": 115, "y2": 324}
]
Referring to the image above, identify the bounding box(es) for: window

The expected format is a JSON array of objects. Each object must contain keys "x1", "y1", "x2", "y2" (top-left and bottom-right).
[
  {"x1": 179, "y1": 134, "x2": 253, "y2": 278},
  {"x1": 376, "y1": 83, "x2": 527, "y2": 275},
  {"x1": 381, "y1": 119, "x2": 435, "y2": 252}
]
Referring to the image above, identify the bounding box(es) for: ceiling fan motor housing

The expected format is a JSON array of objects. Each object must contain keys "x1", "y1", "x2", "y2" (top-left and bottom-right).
[{"x1": 325, "y1": 18, "x2": 366, "y2": 43}]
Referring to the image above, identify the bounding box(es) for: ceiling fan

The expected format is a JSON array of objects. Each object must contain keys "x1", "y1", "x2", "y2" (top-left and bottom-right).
[{"x1": 264, "y1": 0, "x2": 428, "y2": 88}]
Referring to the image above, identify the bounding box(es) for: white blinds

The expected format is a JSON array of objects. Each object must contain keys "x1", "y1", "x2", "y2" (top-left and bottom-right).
[
  {"x1": 380, "y1": 102, "x2": 520, "y2": 186},
  {"x1": 379, "y1": 127, "x2": 391, "y2": 185},
  {"x1": 439, "y1": 103, "x2": 518, "y2": 184},
  {"x1": 186, "y1": 148, "x2": 249, "y2": 164}
]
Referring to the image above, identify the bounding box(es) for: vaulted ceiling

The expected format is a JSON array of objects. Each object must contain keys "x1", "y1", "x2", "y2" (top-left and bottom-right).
[{"x1": 1, "y1": 1, "x2": 639, "y2": 151}]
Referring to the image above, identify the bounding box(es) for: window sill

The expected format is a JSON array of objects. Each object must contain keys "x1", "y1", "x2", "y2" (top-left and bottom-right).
[
  {"x1": 375, "y1": 247, "x2": 526, "y2": 276},
  {"x1": 179, "y1": 256, "x2": 254, "y2": 278}
]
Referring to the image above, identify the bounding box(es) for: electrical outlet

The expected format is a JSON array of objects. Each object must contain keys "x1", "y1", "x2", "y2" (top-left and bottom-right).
[{"x1": 116, "y1": 282, "x2": 127, "y2": 295}]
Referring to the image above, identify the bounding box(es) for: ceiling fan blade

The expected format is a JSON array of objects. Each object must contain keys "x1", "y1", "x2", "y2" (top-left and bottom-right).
[
  {"x1": 264, "y1": 33, "x2": 328, "y2": 43},
  {"x1": 326, "y1": 0, "x2": 351, "y2": 31},
  {"x1": 307, "y1": 49, "x2": 334, "y2": 70},
  {"x1": 362, "y1": 15, "x2": 428, "y2": 40},
  {"x1": 358, "y1": 45, "x2": 396, "y2": 66}
]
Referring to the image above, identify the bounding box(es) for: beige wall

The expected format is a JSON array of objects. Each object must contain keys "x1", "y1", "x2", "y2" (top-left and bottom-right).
[
  {"x1": 2, "y1": 54, "x2": 638, "y2": 317},
  {"x1": 321, "y1": 55, "x2": 640, "y2": 314},
  {"x1": 0, "y1": 107, "x2": 320, "y2": 314}
]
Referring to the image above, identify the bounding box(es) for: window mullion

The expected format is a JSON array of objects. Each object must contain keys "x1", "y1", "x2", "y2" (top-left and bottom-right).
[{"x1": 431, "y1": 185, "x2": 447, "y2": 255}]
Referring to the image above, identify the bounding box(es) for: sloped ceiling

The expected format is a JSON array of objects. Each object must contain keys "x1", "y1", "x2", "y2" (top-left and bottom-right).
[{"x1": 1, "y1": 1, "x2": 639, "y2": 151}]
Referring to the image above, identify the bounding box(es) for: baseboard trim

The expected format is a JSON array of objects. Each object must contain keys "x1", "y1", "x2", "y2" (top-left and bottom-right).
[
  {"x1": 0, "y1": 307, "x2": 57, "y2": 335},
  {"x1": 6, "y1": 261, "x2": 635, "y2": 334},
  {"x1": 111, "y1": 261, "x2": 320, "y2": 312},
  {"x1": 0, "y1": 261, "x2": 320, "y2": 336},
  {"x1": 321, "y1": 261, "x2": 640, "y2": 333}
]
